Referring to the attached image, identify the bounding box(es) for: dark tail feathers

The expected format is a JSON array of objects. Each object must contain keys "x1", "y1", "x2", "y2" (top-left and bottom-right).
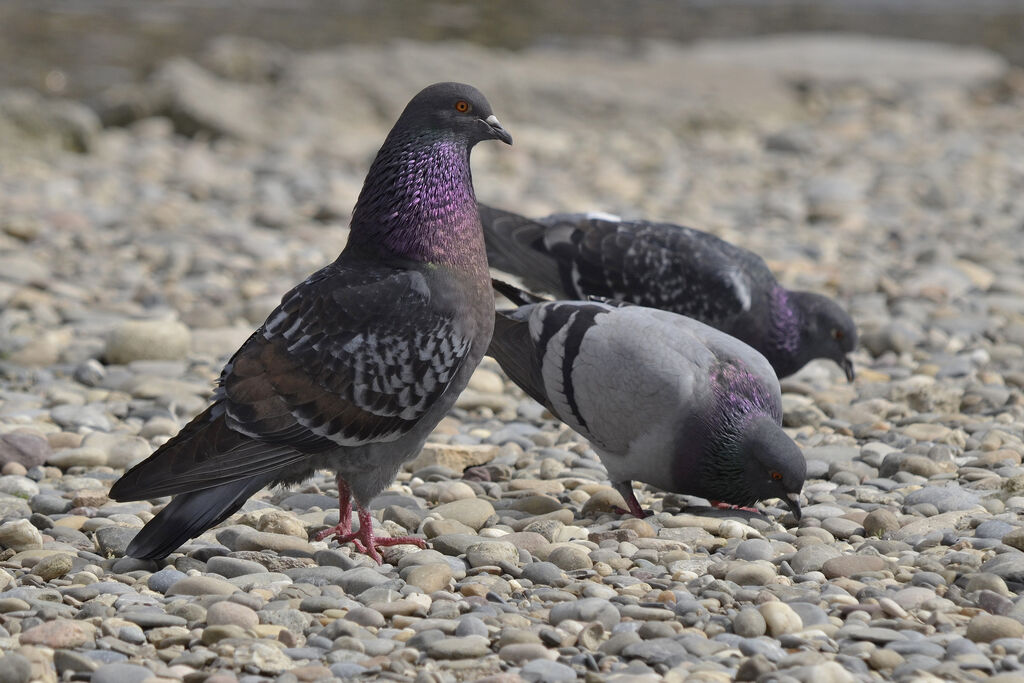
[
  {"x1": 124, "y1": 474, "x2": 276, "y2": 560},
  {"x1": 492, "y1": 278, "x2": 548, "y2": 307}
]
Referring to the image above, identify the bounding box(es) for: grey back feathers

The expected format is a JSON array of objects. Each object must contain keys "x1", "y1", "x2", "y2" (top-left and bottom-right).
[
  {"x1": 109, "y1": 83, "x2": 509, "y2": 560},
  {"x1": 488, "y1": 281, "x2": 806, "y2": 518},
  {"x1": 479, "y1": 204, "x2": 857, "y2": 381}
]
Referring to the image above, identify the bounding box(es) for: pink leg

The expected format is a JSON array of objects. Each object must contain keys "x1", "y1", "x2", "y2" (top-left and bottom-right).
[
  {"x1": 323, "y1": 506, "x2": 426, "y2": 564},
  {"x1": 612, "y1": 482, "x2": 652, "y2": 518},
  {"x1": 710, "y1": 500, "x2": 760, "y2": 514},
  {"x1": 314, "y1": 476, "x2": 354, "y2": 541}
]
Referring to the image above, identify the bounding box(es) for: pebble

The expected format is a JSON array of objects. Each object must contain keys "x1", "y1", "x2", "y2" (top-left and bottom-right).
[
  {"x1": 759, "y1": 602, "x2": 803, "y2": 636},
  {"x1": 966, "y1": 614, "x2": 1024, "y2": 642}
]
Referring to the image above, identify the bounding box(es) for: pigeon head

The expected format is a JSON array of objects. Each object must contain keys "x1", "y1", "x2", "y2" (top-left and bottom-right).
[
  {"x1": 395, "y1": 81, "x2": 512, "y2": 146},
  {"x1": 789, "y1": 291, "x2": 858, "y2": 381},
  {"x1": 768, "y1": 288, "x2": 857, "y2": 381},
  {"x1": 737, "y1": 416, "x2": 806, "y2": 519},
  {"x1": 350, "y1": 82, "x2": 511, "y2": 266}
]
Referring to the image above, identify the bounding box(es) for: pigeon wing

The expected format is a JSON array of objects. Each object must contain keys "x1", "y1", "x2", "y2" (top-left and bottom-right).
[
  {"x1": 111, "y1": 263, "x2": 473, "y2": 500},
  {"x1": 543, "y1": 216, "x2": 759, "y2": 324}
]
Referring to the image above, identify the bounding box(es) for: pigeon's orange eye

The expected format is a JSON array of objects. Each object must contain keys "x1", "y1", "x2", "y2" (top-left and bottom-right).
[
  {"x1": 771, "y1": 471, "x2": 783, "y2": 481},
  {"x1": 454, "y1": 100, "x2": 471, "y2": 113},
  {"x1": 832, "y1": 329, "x2": 844, "y2": 340}
]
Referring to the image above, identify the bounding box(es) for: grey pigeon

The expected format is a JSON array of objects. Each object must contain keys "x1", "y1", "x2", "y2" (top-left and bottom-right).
[
  {"x1": 109, "y1": 82, "x2": 512, "y2": 562},
  {"x1": 488, "y1": 280, "x2": 806, "y2": 519},
  {"x1": 480, "y1": 205, "x2": 857, "y2": 381}
]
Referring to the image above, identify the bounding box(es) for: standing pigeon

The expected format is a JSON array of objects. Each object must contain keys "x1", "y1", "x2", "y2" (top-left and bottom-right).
[
  {"x1": 488, "y1": 280, "x2": 806, "y2": 519},
  {"x1": 479, "y1": 205, "x2": 857, "y2": 381},
  {"x1": 109, "y1": 82, "x2": 512, "y2": 562}
]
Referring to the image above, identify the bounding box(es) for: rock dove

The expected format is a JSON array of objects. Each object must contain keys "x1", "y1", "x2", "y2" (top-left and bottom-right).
[
  {"x1": 488, "y1": 280, "x2": 806, "y2": 519},
  {"x1": 109, "y1": 82, "x2": 512, "y2": 562},
  {"x1": 479, "y1": 205, "x2": 857, "y2": 381}
]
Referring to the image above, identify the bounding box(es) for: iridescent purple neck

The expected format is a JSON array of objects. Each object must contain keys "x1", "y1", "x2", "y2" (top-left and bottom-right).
[
  {"x1": 768, "y1": 286, "x2": 801, "y2": 356},
  {"x1": 676, "y1": 361, "x2": 779, "y2": 502},
  {"x1": 708, "y1": 361, "x2": 781, "y2": 437},
  {"x1": 349, "y1": 131, "x2": 483, "y2": 269}
]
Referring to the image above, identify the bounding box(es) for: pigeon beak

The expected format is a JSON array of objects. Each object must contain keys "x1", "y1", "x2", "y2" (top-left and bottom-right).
[
  {"x1": 840, "y1": 356, "x2": 855, "y2": 383},
  {"x1": 482, "y1": 115, "x2": 513, "y2": 145},
  {"x1": 784, "y1": 492, "x2": 803, "y2": 520}
]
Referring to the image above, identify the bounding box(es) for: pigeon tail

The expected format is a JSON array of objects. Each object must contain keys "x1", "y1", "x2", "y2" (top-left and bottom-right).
[
  {"x1": 479, "y1": 204, "x2": 566, "y2": 295},
  {"x1": 491, "y1": 278, "x2": 549, "y2": 307},
  {"x1": 124, "y1": 473, "x2": 277, "y2": 560}
]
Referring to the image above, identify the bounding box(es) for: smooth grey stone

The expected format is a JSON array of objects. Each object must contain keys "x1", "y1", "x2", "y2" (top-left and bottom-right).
[
  {"x1": 94, "y1": 527, "x2": 138, "y2": 557},
  {"x1": 90, "y1": 663, "x2": 153, "y2": 683},
  {"x1": 787, "y1": 602, "x2": 829, "y2": 627},
  {"x1": 622, "y1": 638, "x2": 690, "y2": 666},
  {"x1": 406, "y1": 628, "x2": 446, "y2": 651},
  {"x1": 29, "y1": 494, "x2": 71, "y2": 515},
  {"x1": 520, "y1": 659, "x2": 577, "y2": 682},
  {"x1": 738, "y1": 638, "x2": 786, "y2": 661},
  {"x1": 974, "y1": 521, "x2": 1016, "y2": 539},
  {"x1": 147, "y1": 567, "x2": 187, "y2": 593},
  {"x1": 549, "y1": 598, "x2": 620, "y2": 630},
  {"x1": 0, "y1": 653, "x2": 32, "y2": 683},
  {"x1": 521, "y1": 561, "x2": 565, "y2": 586},
  {"x1": 455, "y1": 615, "x2": 488, "y2": 637},
  {"x1": 313, "y1": 548, "x2": 358, "y2": 570},
  {"x1": 734, "y1": 538, "x2": 774, "y2": 561},
  {"x1": 903, "y1": 486, "x2": 980, "y2": 513},
  {"x1": 53, "y1": 650, "x2": 98, "y2": 675},
  {"x1": 279, "y1": 492, "x2": 338, "y2": 510},
  {"x1": 981, "y1": 554, "x2": 1024, "y2": 583},
  {"x1": 944, "y1": 637, "x2": 981, "y2": 658},
  {"x1": 207, "y1": 556, "x2": 267, "y2": 578},
  {"x1": 887, "y1": 640, "x2": 946, "y2": 658},
  {"x1": 121, "y1": 610, "x2": 188, "y2": 628},
  {"x1": 329, "y1": 663, "x2": 368, "y2": 678}
]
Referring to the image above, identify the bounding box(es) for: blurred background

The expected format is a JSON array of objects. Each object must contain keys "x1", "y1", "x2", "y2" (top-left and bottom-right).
[
  {"x1": 1, "y1": 0, "x2": 1024, "y2": 377},
  {"x1": 3, "y1": 0, "x2": 1024, "y2": 99}
]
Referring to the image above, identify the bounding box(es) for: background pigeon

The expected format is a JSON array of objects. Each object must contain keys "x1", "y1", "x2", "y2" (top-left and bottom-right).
[
  {"x1": 488, "y1": 280, "x2": 806, "y2": 519},
  {"x1": 480, "y1": 205, "x2": 857, "y2": 381},
  {"x1": 109, "y1": 82, "x2": 512, "y2": 562}
]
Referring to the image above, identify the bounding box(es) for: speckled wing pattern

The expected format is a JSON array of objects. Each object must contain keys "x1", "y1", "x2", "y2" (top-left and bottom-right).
[
  {"x1": 537, "y1": 215, "x2": 761, "y2": 324},
  {"x1": 111, "y1": 262, "x2": 471, "y2": 499}
]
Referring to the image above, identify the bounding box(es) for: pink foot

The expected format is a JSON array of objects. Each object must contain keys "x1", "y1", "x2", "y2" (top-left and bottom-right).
[
  {"x1": 313, "y1": 478, "x2": 425, "y2": 563},
  {"x1": 709, "y1": 500, "x2": 760, "y2": 514},
  {"x1": 323, "y1": 506, "x2": 426, "y2": 564}
]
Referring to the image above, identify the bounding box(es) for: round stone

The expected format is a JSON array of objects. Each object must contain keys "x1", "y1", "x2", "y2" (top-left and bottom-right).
[
  {"x1": 733, "y1": 608, "x2": 767, "y2": 637},
  {"x1": 863, "y1": 509, "x2": 901, "y2": 536},
  {"x1": 821, "y1": 554, "x2": 885, "y2": 578},
  {"x1": 105, "y1": 319, "x2": 191, "y2": 364},
  {"x1": 466, "y1": 541, "x2": 519, "y2": 568},
  {"x1": 32, "y1": 552, "x2": 73, "y2": 580},
  {"x1": 966, "y1": 614, "x2": 1024, "y2": 643},
  {"x1": 547, "y1": 545, "x2": 593, "y2": 571},
  {"x1": 726, "y1": 560, "x2": 777, "y2": 586},
  {"x1": 403, "y1": 563, "x2": 454, "y2": 593},
  {"x1": 0, "y1": 519, "x2": 42, "y2": 551},
  {"x1": 206, "y1": 600, "x2": 259, "y2": 629},
  {"x1": 759, "y1": 602, "x2": 803, "y2": 636}
]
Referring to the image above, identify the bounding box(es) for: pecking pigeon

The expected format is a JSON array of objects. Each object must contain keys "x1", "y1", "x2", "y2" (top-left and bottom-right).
[
  {"x1": 479, "y1": 205, "x2": 857, "y2": 381},
  {"x1": 109, "y1": 82, "x2": 513, "y2": 562},
  {"x1": 488, "y1": 280, "x2": 806, "y2": 519}
]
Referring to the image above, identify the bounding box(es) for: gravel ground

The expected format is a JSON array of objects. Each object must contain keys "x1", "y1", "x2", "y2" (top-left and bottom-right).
[{"x1": 1, "y1": 35, "x2": 1024, "y2": 683}]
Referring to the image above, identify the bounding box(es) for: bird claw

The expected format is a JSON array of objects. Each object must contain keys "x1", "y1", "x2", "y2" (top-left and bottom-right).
[
  {"x1": 611, "y1": 505, "x2": 653, "y2": 518},
  {"x1": 318, "y1": 524, "x2": 426, "y2": 564},
  {"x1": 313, "y1": 523, "x2": 351, "y2": 542},
  {"x1": 709, "y1": 500, "x2": 760, "y2": 514}
]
